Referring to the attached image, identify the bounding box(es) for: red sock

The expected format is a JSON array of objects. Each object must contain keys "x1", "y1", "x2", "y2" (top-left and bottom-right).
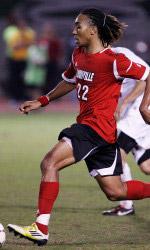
[
  {"x1": 126, "y1": 180, "x2": 150, "y2": 200},
  {"x1": 36, "y1": 181, "x2": 59, "y2": 234}
]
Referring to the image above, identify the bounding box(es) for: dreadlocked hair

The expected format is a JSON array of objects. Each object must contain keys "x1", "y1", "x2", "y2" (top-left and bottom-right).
[{"x1": 80, "y1": 8, "x2": 127, "y2": 47}]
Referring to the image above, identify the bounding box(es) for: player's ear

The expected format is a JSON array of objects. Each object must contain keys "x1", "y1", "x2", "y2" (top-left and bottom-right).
[{"x1": 90, "y1": 25, "x2": 98, "y2": 35}]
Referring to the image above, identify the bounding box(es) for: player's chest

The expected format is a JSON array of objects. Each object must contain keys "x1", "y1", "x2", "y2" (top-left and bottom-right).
[{"x1": 74, "y1": 54, "x2": 112, "y2": 84}]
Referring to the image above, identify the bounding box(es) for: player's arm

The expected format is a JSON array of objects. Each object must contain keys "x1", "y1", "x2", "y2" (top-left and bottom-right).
[
  {"x1": 115, "y1": 53, "x2": 150, "y2": 123},
  {"x1": 46, "y1": 80, "x2": 75, "y2": 102},
  {"x1": 122, "y1": 80, "x2": 146, "y2": 104},
  {"x1": 19, "y1": 80, "x2": 75, "y2": 114},
  {"x1": 116, "y1": 80, "x2": 146, "y2": 119},
  {"x1": 139, "y1": 72, "x2": 150, "y2": 124}
]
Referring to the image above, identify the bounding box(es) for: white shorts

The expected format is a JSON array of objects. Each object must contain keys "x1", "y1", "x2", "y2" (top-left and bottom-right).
[
  {"x1": 118, "y1": 131, "x2": 150, "y2": 165},
  {"x1": 117, "y1": 96, "x2": 150, "y2": 149}
]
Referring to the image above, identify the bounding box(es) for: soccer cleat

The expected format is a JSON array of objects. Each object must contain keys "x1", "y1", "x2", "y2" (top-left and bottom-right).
[
  {"x1": 102, "y1": 205, "x2": 135, "y2": 216},
  {"x1": 7, "y1": 223, "x2": 48, "y2": 246}
]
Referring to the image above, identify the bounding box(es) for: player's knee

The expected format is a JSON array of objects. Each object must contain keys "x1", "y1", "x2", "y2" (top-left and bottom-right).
[
  {"x1": 140, "y1": 164, "x2": 150, "y2": 175},
  {"x1": 40, "y1": 158, "x2": 47, "y2": 172},
  {"x1": 40, "y1": 155, "x2": 56, "y2": 173},
  {"x1": 105, "y1": 188, "x2": 125, "y2": 201}
]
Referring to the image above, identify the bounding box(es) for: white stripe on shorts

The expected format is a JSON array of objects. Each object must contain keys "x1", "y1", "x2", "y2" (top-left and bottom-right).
[
  {"x1": 62, "y1": 137, "x2": 73, "y2": 148},
  {"x1": 90, "y1": 148, "x2": 118, "y2": 177},
  {"x1": 82, "y1": 146, "x2": 98, "y2": 160},
  {"x1": 62, "y1": 137, "x2": 98, "y2": 160}
]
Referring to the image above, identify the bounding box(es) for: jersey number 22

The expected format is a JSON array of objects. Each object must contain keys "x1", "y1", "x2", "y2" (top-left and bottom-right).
[{"x1": 77, "y1": 83, "x2": 89, "y2": 101}]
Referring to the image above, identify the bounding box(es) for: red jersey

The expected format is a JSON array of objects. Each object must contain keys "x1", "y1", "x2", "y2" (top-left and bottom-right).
[{"x1": 62, "y1": 47, "x2": 149, "y2": 143}]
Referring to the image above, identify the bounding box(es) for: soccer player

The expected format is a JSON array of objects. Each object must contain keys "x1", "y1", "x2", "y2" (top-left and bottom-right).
[
  {"x1": 102, "y1": 47, "x2": 150, "y2": 216},
  {"x1": 8, "y1": 8, "x2": 150, "y2": 246}
]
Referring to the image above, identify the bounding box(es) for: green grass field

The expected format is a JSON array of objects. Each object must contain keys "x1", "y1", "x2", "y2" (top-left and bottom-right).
[{"x1": 0, "y1": 112, "x2": 150, "y2": 250}]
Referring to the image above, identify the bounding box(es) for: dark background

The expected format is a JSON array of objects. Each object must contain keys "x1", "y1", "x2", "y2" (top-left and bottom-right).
[{"x1": 0, "y1": 0, "x2": 149, "y2": 98}]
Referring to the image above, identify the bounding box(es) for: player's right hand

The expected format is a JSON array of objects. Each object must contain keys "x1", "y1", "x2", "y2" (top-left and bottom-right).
[{"x1": 19, "y1": 100, "x2": 42, "y2": 114}]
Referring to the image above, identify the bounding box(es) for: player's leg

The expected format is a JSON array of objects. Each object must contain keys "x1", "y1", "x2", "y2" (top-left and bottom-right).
[
  {"x1": 116, "y1": 148, "x2": 135, "y2": 214},
  {"x1": 102, "y1": 132, "x2": 136, "y2": 215},
  {"x1": 103, "y1": 147, "x2": 150, "y2": 216},
  {"x1": 86, "y1": 142, "x2": 126, "y2": 200},
  {"x1": 140, "y1": 159, "x2": 150, "y2": 174},
  {"x1": 96, "y1": 175, "x2": 127, "y2": 200},
  {"x1": 86, "y1": 142, "x2": 150, "y2": 203},
  {"x1": 102, "y1": 164, "x2": 135, "y2": 215},
  {"x1": 95, "y1": 167, "x2": 150, "y2": 202},
  {"x1": 134, "y1": 148, "x2": 150, "y2": 175},
  {"x1": 118, "y1": 133, "x2": 137, "y2": 209},
  {"x1": 8, "y1": 138, "x2": 75, "y2": 245},
  {"x1": 8, "y1": 123, "x2": 103, "y2": 245},
  {"x1": 36, "y1": 138, "x2": 75, "y2": 234}
]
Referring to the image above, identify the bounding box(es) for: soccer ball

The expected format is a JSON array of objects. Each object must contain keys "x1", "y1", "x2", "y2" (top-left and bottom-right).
[{"x1": 0, "y1": 224, "x2": 6, "y2": 247}]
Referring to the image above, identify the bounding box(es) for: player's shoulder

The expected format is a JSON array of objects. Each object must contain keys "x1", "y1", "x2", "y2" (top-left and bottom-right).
[
  {"x1": 111, "y1": 47, "x2": 149, "y2": 66},
  {"x1": 102, "y1": 48, "x2": 118, "y2": 60},
  {"x1": 109, "y1": 48, "x2": 132, "y2": 66},
  {"x1": 112, "y1": 47, "x2": 132, "y2": 55},
  {"x1": 110, "y1": 47, "x2": 129, "y2": 60}
]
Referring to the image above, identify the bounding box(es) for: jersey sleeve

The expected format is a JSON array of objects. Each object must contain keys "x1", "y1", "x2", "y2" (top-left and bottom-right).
[
  {"x1": 62, "y1": 52, "x2": 76, "y2": 84},
  {"x1": 113, "y1": 53, "x2": 150, "y2": 81}
]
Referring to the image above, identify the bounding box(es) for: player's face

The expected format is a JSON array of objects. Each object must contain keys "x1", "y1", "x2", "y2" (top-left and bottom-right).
[{"x1": 73, "y1": 14, "x2": 95, "y2": 47}]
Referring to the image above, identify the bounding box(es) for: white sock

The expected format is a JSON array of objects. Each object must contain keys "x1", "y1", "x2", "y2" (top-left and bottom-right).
[
  {"x1": 121, "y1": 162, "x2": 132, "y2": 182},
  {"x1": 36, "y1": 214, "x2": 51, "y2": 226},
  {"x1": 120, "y1": 162, "x2": 134, "y2": 209}
]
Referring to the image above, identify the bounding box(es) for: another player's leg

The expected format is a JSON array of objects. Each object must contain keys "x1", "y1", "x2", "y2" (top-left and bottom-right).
[
  {"x1": 8, "y1": 138, "x2": 75, "y2": 246},
  {"x1": 136, "y1": 148, "x2": 150, "y2": 175}
]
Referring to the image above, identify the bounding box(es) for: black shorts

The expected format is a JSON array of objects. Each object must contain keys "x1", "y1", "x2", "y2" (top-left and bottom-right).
[
  {"x1": 118, "y1": 131, "x2": 150, "y2": 165},
  {"x1": 58, "y1": 123, "x2": 123, "y2": 177}
]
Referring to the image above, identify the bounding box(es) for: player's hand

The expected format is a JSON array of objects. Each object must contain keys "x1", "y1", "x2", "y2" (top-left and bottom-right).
[
  {"x1": 19, "y1": 100, "x2": 42, "y2": 114},
  {"x1": 139, "y1": 105, "x2": 150, "y2": 124}
]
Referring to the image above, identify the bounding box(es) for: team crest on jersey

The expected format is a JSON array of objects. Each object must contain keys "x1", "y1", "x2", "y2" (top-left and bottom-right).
[{"x1": 76, "y1": 69, "x2": 94, "y2": 82}]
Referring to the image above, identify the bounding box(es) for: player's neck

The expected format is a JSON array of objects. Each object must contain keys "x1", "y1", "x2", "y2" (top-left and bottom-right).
[{"x1": 85, "y1": 40, "x2": 106, "y2": 54}]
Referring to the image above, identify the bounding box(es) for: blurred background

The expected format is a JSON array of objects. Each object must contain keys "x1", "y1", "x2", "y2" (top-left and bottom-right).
[{"x1": 0, "y1": 0, "x2": 150, "y2": 112}]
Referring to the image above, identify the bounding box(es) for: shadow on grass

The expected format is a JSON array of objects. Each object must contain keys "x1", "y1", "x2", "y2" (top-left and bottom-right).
[
  {"x1": 131, "y1": 213, "x2": 150, "y2": 231},
  {"x1": 0, "y1": 204, "x2": 35, "y2": 210},
  {"x1": 6, "y1": 238, "x2": 150, "y2": 248},
  {"x1": 1, "y1": 204, "x2": 102, "y2": 213}
]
